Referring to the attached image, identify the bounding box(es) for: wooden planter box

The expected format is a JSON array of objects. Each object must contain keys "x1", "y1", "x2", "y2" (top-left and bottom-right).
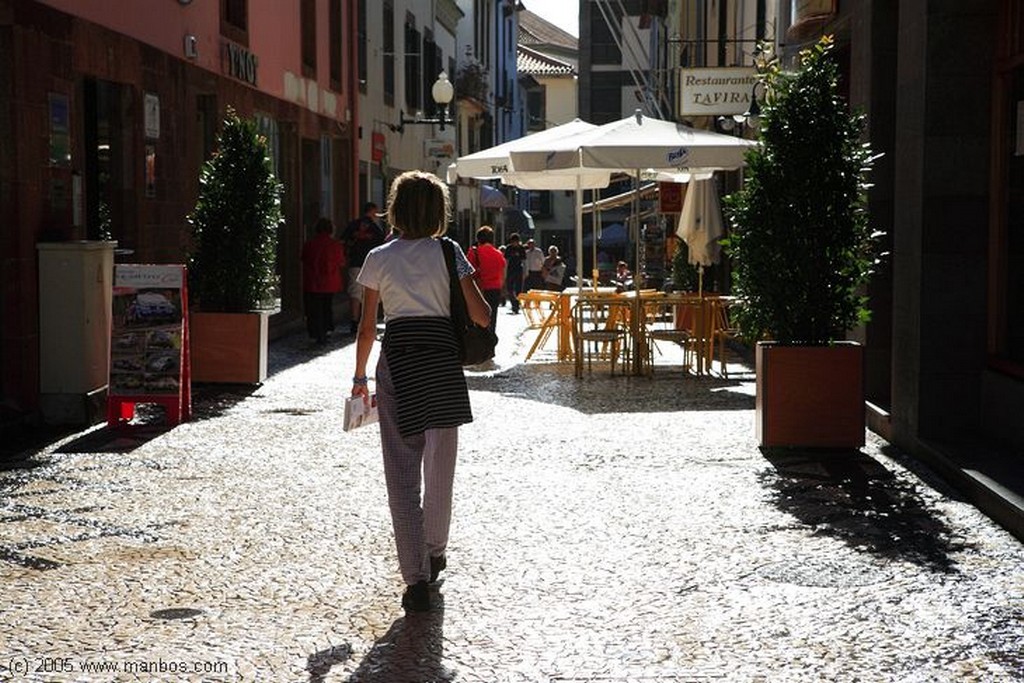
[
  {"x1": 756, "y1": 341, "x2": 865, "y2": 449},
  {"x1": 189, "y1": 311, "x2": 269, "y2": 384}
]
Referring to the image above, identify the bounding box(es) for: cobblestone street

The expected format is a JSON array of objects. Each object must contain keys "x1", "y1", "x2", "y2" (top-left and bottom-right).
[{"x1": 2, "y1": 312, "x2": 1023, "y2": 682}]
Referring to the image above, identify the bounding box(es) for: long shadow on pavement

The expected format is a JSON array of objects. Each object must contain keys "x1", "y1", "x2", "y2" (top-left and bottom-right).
[
  {"x1": 760, "y1": 449, "x2": 971, "y2": 574},
  {"x1": 306, "y1": 594, "x2": 452, "y2": 683},
  {"x1": 465, "y1": 363, "x2": 755, "y2": 414}
]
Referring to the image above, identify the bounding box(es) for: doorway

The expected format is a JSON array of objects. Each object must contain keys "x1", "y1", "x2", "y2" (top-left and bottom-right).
[{"x1": 82, "y1": 78, "x2": 135, "y2": 247}]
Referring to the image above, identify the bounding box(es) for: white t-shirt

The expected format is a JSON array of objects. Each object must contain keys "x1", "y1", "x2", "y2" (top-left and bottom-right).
[
  {"x1": 525, "y1": 246, "x2": 545, "y2": 271},
  {"x1": 357, "y1": 237, "x2": 474, "y2": 321}
]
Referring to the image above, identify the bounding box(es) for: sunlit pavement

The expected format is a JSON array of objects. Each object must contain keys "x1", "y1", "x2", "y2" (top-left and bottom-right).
[{"x1": 1, "y1": 308, "x2": 1023, "y2": 682}]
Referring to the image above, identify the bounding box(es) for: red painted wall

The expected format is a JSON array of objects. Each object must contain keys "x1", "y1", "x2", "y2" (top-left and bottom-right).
[{"x1": 0, "y1": 0, "x2": 361, "y2": 419}]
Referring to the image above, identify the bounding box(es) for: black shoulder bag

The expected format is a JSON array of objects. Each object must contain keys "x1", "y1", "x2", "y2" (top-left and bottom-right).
[{"x1": 440, "y1": 238, "x2": 498, "y2": 366}]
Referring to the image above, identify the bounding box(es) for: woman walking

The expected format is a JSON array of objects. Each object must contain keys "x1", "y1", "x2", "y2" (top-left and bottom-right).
[{"x1": 351, "y1": 171, "x2": 491, "y2": 613}]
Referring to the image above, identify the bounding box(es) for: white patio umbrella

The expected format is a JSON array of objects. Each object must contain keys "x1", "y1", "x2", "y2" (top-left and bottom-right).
[
  {"x1": 447, "y1": 118, "x2": 609, "y2": 188},
  {"x1": 509, "y1": 110, "x2": 753, "y2": 176},
  {"x1": 509, "y1": 110, "x2": 754, "y2": 286},
  {"x1": 448, "y1": 118, "x2": 612, "y2": 288},
  {"x1": 676, "y1": 178, "x2": 725, "y2": 296}
]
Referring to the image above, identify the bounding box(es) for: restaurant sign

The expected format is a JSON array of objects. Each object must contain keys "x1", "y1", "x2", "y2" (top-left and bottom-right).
[
  {"x1": 224, "y1": 41, "x2": 259, "y2": 86},
  {"x1": 424, "y1": 139, "x2": 455, "y2": 159},
  {"x1": 371, "y1": 132, "x2": 386, "y2": 162},
  {"x1": 678, "y1": 67, "x2": 756, "y2": 116}
]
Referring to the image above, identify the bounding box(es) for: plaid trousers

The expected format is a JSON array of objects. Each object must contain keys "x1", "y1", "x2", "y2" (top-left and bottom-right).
[{"x1": 376, "y1": 351, "x2": 458, "y2": 585}]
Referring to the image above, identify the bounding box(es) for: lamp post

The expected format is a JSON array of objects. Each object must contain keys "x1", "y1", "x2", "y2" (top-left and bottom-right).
[
  {"x1": 716, "y1": 81, "x2": 762, "y2": 135},
  {"x1": 392, "y1": 72, "x2": 455, "y2": 134}
]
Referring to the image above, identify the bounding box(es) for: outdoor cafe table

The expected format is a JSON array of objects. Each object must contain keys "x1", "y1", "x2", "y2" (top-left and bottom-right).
[
  {"x1": 519, "y1": 288, "x2": 734, "y2": 376},
  {"x1": 656, "y1": 293, "x2": 736, "y2": 376},
  {"x1": 615, "y1": 291, "x2": 736, "y2": 376}
]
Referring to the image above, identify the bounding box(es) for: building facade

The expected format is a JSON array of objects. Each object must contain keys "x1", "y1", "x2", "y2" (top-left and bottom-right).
[
  {"x1": 448, "y1": 0, "x2": 525, "y2": 245},
  {"x1": 516, "y1": 9, "x2": 580, "y2": 251},
  {"x1": 356, "y1": 0, "x2": 461, "y2": 212},
  {"x1": 0, "y1": 0, "x2": 359, "y2": 422}
]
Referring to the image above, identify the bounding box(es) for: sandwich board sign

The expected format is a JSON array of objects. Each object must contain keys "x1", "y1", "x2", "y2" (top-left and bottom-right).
[{"x1": 107, "y1": 264, "x2": 191, "y2": 425}]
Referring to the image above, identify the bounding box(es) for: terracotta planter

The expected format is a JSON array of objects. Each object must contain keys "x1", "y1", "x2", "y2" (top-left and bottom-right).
[
  {"x1": 756, "y1": 341, "x2": 865, "y2": 448},
  {"x1": 189, "y1": 311, "x2": 269, "y2": 384}
]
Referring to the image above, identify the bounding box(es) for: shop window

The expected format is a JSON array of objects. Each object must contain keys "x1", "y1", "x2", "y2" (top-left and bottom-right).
[
  {"x1": 301, "y1": 0, "x2": 317, "y2": 77},
  {"x1": 83, "y1": 79, "x2": 132, "y2": 244},
  {"x1": 220, "y1": 0, "x2": 248, "y2": 45},
  {"x1": 254, "y1": 113, "x2": 280, "y2": 180}
]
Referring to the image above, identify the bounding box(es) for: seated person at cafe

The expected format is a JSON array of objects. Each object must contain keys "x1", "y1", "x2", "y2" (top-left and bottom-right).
[{"x1": 614, "y1": 261, "x2": 634, "y2": 292}]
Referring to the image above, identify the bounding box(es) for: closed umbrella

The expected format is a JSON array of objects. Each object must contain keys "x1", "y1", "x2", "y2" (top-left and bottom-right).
[{"x1": 676, "y1": 178, "x2": 724, "y2": 296}]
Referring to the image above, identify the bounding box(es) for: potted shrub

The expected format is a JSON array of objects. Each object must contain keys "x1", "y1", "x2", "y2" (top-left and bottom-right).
[
  {"x1": 724, "y1": 37, "x2": 880, "y2": 448},
  {"x1": 187, "y1": 108, "x2": 282, "y2": 383}
]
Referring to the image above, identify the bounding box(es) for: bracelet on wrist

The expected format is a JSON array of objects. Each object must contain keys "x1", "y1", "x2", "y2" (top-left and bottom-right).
[{"x1": 352, "y1": 375, "x2": 369, "y2": 385}]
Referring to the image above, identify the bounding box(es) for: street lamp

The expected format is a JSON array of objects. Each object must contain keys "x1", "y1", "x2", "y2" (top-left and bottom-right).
[
  {"x1": 392, "y1": 72, "x2": 455, "y2": 134},
  {"x1": 716, "y1": 81, "x2": 762, "y2": 134}
]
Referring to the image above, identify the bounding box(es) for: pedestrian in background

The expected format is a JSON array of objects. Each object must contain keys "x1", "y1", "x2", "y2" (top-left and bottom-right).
[
  {"x1": 301, "y1": 217, "x2": 345, "y2": 346},
  {"x1": 351, "y1": 170, "x2": 491, "y2": 613},
  {"x1": 503, "y1": 232, "x2": 526, "y2": 314},
  {"x1": 467, "y1": 225, "x2": 506, "y2": 335},
  {"x1": 342, "y1": 202, "x2": 386, "y2": 334},
  {"x1": 524, "y1": 238, "x2": 545, "y2": 290}
]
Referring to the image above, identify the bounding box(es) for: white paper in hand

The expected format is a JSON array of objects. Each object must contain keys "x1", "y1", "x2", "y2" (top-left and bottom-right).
[{"x1": 344, "y1": 393, "x2": 379, "y2": 432}]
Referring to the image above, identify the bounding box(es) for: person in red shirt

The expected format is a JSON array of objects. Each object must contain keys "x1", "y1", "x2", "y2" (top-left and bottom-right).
[
  {"x1": 467, "y1": 226, "x2": 507, "y2": 335},
  {"x1": 301, "y1": 217, "x2": 346, "y2": 345}
]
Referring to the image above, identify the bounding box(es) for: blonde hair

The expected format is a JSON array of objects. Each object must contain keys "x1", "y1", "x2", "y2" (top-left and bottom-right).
[{"x1": 385, "y1": 170, "x2": 450, "y2": 239}]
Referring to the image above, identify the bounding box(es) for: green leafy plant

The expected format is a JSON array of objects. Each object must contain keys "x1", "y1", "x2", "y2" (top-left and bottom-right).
[
  {"x1": 723, "y1": 36, "x2": 880, "y2": 345},
  {"x1": 188, "y1": 108, "x2": 282, "y2": 312},
  {"x1": 671, "y1": 241, "x2": 699, "y2": 291}
]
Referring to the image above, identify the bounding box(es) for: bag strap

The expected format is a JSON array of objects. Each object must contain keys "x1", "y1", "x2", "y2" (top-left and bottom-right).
[{"x1": 440, "y1": 238, "x2": 470, "y2": 327}]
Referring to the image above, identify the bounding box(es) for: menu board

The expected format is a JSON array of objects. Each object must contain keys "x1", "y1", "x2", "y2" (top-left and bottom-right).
[{"x1": 110, "y1": 265, "x2": 185, "y2": 397}]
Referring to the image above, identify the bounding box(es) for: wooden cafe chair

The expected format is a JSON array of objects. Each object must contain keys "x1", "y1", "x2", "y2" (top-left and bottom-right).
[
  {"x1": 518, "y1": 290, "x2": 561, "y2": 360},
  {"x1": 572, "y1": 294, "x2": 632, "y2": 377},
  {"x1": 642, "y1": 293, "x2": 694, "y2": 375}
]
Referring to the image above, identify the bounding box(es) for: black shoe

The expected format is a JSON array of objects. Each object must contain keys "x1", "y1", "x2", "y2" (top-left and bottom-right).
[
  {"x1": 402, "y1": 580, "x2": 431, "y2": 613},
  {"x1": 429, "y1": 554, "x2": 446, "y2": 583}
]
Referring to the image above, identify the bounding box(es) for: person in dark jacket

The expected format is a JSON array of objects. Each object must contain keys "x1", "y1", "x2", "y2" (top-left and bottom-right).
[{"x1": 342, "y1": 202, "x2": 386, "y2": 334}]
